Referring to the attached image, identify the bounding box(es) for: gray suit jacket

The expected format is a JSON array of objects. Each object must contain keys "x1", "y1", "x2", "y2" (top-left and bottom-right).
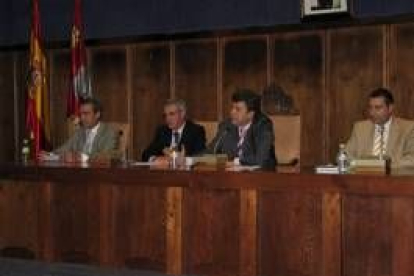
[
  {"x1": 208, "y1": 113, "x2": 277, "y2": 170},
  {"x1": 345, "y1": 117, "x2": 414, "y2": 167},
  {"x1": 55, "y1": 122, "x2": 119, "y2": 158}
]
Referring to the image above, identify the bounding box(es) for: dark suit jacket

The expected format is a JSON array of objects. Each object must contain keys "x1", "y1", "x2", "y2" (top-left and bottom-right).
[
  {"x1": 208, "y1": 113, "x2": 277, "y2": 170},
  {"x1": 142, "y1": 120, "x2": 206, "y2": 161}
]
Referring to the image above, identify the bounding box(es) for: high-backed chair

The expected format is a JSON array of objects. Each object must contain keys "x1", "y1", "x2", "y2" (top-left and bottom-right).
[
  {"x1": 107, "y1": 122, "x2": 130, "y2": 160},
  {"x1": 196, "y1": 120, "x2": 218, "y2": 145},
  {"x1": 270, "y1": 114, "x2": 301, "y2": 167}
]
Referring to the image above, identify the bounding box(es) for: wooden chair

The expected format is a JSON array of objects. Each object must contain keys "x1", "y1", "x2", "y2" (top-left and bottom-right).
[
  {"x1": 196, "y1": 120, "x2": 218, "y2": 145},
  {"x1": 270, "y1": 114, "x2": 301, "y2": 167},
  {"x1": 107, "y1": 122, "x2": 130, "y2": 160}
]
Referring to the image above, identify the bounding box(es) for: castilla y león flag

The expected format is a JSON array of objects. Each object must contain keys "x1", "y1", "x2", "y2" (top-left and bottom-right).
[{"x1": 67, "y1": 0, "x2": 92, "y2": 119}]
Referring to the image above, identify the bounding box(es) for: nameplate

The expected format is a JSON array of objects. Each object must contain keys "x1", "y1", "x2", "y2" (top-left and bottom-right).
[
  {"x1": 350, "y1": 158, "x2": 389, "y2": 174},
  {"x1": 193, "y1": 154, "x2": 228, "y2": 165}
]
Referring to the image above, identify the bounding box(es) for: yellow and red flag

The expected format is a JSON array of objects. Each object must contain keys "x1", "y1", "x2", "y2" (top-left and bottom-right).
[
  {"x1": 25, "y1": 0, "x2": 51, "y2": 158},
  {"x1": 67, "y1": 0, "x2": 91, "y2": 119}
]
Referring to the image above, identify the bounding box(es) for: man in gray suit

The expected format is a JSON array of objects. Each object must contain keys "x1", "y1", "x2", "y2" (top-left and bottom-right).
[
  {"x1": 208, "y1": 89, "x2": 277, "y2": 170},
  {"x1": 40, "y1": 98, "x2": 119, "y2": 162}
]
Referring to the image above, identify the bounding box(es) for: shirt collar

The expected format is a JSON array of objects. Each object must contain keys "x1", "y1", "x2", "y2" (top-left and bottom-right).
[
  {"x1": 173, "y1": 122, "x2": 186, "y2": 135},
  {"x1": 375, "y1": 117, "x2": 392, "y2": 133},
  {"x1": 239, "y1": 122, "x2": 251, "y2": 135},
  {"x1": 88, "y1": 122, "x2": 101, "y2": 134}
]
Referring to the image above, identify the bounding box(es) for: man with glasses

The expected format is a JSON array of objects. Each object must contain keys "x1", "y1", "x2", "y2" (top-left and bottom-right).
[
  {"x1": 345, "y1": 88, "x2": 414, "y2": 167},
  {"x1": 142, "y1": 99, "x2": 206, "y2": 162}
]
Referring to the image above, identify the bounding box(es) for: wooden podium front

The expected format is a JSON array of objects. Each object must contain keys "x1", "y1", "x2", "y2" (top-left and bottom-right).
[{"x1": 1, "y1": 163, "x2": 414, "y2": 276}]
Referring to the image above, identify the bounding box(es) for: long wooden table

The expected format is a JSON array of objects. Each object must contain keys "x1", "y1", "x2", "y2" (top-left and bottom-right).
[{"x1": 1, "y1": 163, "x2": 414, "y2": 276}]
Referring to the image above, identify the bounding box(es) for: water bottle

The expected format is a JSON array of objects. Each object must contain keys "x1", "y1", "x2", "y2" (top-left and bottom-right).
[
  {"x1": 21, "y1": 139, "x2": 30, "y2": 164},
  {"x1": 170, "y1": 147, "x2": 178, "y2": 169},
  {"x1": 336, "y1": 143, "x2": 349, "y2": 174}
]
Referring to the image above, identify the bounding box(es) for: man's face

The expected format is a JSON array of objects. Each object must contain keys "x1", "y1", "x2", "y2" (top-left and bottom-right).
[
  {"x1": 80, "y1": 104, "x2": 100, "y2": 129},
  {"x1": 368, "y1": 97, "x2": 393, "y2": 125},
  {"x1": 164, "y1": 104, "x2": 185, "y2": 130},
  {"x1": 230, "y1": 101, "x2": 254, "y2": 127}
]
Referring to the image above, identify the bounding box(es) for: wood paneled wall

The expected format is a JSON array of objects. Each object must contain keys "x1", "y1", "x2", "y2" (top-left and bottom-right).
[{"x1": 3, "y1": 21, "x2": 414, "y2": 165}]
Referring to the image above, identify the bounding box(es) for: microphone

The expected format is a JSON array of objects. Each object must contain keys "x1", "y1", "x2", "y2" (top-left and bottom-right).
[{"x1": 213, "y1": 127, "x2": 229, "y2": 154}]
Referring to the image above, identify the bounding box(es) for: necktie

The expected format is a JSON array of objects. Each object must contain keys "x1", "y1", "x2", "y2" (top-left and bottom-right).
[
  {"x1": 172, "y1": 131, "x2": 180, "y2": 148},
  {"x1": 237, "y1": 127, "x2": 247, "y2": 157},
  {"x1": 373, "y1": 125, "x2": 385, "y2": 157}
]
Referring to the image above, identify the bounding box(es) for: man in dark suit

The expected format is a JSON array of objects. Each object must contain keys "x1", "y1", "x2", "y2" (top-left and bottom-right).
[
  {"x1": 208, "y1": 89, "x2": 277, "y2": 170},
  {"x1": 142, "y1": 99, "x2": 206, "y2": 162}
]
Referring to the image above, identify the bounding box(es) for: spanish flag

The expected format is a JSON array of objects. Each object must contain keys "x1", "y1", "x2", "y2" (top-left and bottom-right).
[
  {"x1": 25, "y1": 0, "x2": 51, "y2": 158},
  {"x1": 67, "y1": 0, "x2": 91, "y2": 119}
]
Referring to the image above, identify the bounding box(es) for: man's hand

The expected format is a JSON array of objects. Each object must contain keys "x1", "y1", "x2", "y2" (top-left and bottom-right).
[
  {"x1": 162, "y1": 147, "x2": 173, "y2": 156},
  {"x1": 151, "y1": 156, "x2": 170, "y2": 168},
  {"x1": 62, "y1": 151, "x2": 82, "y2": 163}
]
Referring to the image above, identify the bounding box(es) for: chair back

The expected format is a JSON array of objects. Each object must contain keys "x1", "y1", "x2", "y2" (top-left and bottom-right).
[
  {"x1": 196, "y1": 120, "x2": 219, "y2": 145},
  {"x1": 270, "y1": 114, "x2": 301, "y2": 166},
  {"x1": 107, "y1": 122, "x2": 130, "y2": 159}
]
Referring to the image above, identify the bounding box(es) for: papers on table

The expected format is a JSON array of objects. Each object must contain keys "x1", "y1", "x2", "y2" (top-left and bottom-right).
[
  {"x1": 226, "y1": 165, "x2": 261, "y2": 172},
  {"x1": 129, "y1": 161, "x2": 153, "y2": 166},
  {"x1": 41, "y1": 152, "x2": 60, "y2": 161},
  {"x1": 315, "y1": 164, "x2": 339, "y2": 174}
]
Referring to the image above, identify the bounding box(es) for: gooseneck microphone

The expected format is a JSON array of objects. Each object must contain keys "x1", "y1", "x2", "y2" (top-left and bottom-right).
[{"x1": 213, "y1": 127, "x2": 229, "y2": 154}]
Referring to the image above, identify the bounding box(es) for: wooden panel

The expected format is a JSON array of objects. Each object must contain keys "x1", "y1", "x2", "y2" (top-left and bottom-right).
[
  {"x1": 343, "y1": 195, "x2": 392, "y2": 276},
  {"x1": 239, "y1": 189, "x2": 257, "y2": 276},
  {"x1": 0, "y1": 53, "x2": 15, "y2": 162},
  {"x1": 391, "y1": 197, "x2": 414, "y2": 276},
  {"x1": 91, "y1": 47, "x2": 128, "y2": 122},
  {"x1": 322, "y1": 192, "x2": 341, "y2": 276},
  {"x1": 328, "y1": 26, "x2": 385, "y2": 160},
  {"x1": 0, "y1": 181, "x2": 42, "y2": 259},
  {"x1": 166, "y1": 187, "x2": 183, "y2": 275},
  {"x1": 390, "y1": 23, "x2": 414, "y2": 119},
  {"x1": 131, "y1": 43, "x2": 170, "y2": 160},
  {"x1": 50, "y1": 183, "x2": 102, "y2": 265},
  {"x1": 223, "y1": 37, "x2": 268, "y2": 117},
  {"x1": 113, "y1": 185, "x2": 166, "y2": 271},
  {"x1": 49, "y1": 50, "x2": 71, "y2": 148},
  {"x1": 259, "y1": 191, "x2": 323, "y2": 276},
  {"x1": 183, "y1": 188, "x2": 240, "y2": 276},
  {"x1": 14, "y1": 52, "x2": 29, "y2": 159},
  {"x1": 272, "y1": 32, "x2": 324, "y2": 166},
  {"x1": 175, "y1": 40, "x2": 218, "y2": 121}
]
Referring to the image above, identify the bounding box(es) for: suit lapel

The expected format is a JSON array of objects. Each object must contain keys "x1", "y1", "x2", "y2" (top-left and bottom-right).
[
  {"x1": 165, "y1": 127, "x2": 173, "y2": 147},
  {"x1": 90, "y1": 124, "x2": 103, "y2": 154},
  {"x1": 365, "y1": 122, "x2": 375, "y2": 155},
  {"x1": 179, "y1": 123, "x2": 188, "y2": 146},
  {"x1": 387, "y1": 118, "x2": 399, "y2": 156}
]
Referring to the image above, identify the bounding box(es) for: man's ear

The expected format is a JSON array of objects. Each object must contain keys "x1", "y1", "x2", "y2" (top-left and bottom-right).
[{"x1": 96, "y1": 111, "x2": 101, "y2": 120}]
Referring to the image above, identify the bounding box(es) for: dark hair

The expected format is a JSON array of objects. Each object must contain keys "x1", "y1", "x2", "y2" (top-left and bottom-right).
[
  {"x1": 80, "y1": 98, "x2": 103, "y2": 115},
  {"x1": 369, "y1": 88, "x2": 394, "y2": 106},
  {"x1": 232, "y1": 89, "x2": 261, "y2": 113}
]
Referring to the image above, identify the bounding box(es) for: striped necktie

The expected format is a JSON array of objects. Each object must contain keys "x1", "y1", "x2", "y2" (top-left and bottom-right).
[
  {"x1": 237, "y1": 127, "x2": 248, "y2": 157},
  {"x1": 372, "y1": 125, "x2": 385, "y2": 157}
]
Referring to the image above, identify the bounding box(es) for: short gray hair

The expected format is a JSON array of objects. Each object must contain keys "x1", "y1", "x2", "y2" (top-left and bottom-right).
[{"x1": 165, "y1": 99, "x2": 187, "y2": 115}]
